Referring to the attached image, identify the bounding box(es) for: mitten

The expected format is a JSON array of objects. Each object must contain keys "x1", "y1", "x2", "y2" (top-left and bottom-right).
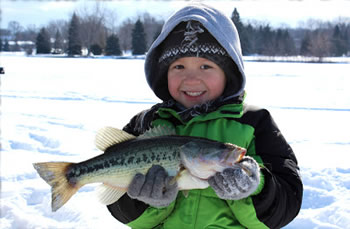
[
  {"x1": 127, "y1": 165, "x2": 178, "y2": 208},
  {"x1": 208, "y1": 156, "x2": 260, "y2": 200}
]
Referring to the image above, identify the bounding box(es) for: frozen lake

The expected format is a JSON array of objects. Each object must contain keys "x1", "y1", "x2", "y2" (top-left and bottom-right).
[{"x1": 1, "y1": 54, "x2": 350, "y2": 228}]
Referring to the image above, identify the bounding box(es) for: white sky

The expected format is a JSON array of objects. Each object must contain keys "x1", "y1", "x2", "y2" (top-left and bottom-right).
[{"x1": 1, "y1": 0, "x2": 350, "y2": 29}]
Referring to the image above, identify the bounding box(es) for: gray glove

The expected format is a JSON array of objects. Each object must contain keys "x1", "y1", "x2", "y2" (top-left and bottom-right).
[
  {"x1": 127, "y1": 165, "x2": 178, "y2": 208},
  {"x1": 208, "y1": 156, "x2": 260, "y2": 200}
]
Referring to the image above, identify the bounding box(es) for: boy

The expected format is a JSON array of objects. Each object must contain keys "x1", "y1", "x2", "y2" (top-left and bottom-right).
[{"x1": 107, "y1": 3, "x2": 302, "y2": 229}]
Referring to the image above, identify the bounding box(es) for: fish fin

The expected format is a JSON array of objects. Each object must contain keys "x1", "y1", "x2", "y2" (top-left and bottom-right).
[
  {"x1": 138, "y1": 125, "x2": 176, "y2": 139},
  {"x1": 223, "y1": 143, "x2": 247, "y2": 164},
  {"x1": 33, "y1": 162, "x2": 81, "y2": 212},
  {"x1": 96, "y1": 184, "x2": 127, "y2": 205},
  {"x1": 182, "y1": 190, "x2": 190, "y2": 198},
  {"x1": 168, "y1": 164, "x2": 187, "y2": 186},
  {"x1": 95, "y1": 127, "x2": 136, "y2": 151},
  {"x1": 176, "y1": 168, "x2": 209, "y2": 190},
  {"x1": 236, "y1": 147, "x2": 246, "y2": 163}
]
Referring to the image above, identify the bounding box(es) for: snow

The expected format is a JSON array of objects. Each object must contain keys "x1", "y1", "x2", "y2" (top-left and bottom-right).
[{"x1": 1, "y1": 53, "x2": 350, "y2": 228}]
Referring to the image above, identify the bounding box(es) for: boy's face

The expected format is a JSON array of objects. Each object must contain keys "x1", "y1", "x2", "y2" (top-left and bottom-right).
[{"x1": 167, "y1": 57, "x2": 226, "y2": 108}]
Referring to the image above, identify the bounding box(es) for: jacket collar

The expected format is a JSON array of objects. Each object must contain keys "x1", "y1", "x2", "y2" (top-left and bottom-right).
[{"x1": 156, "y1": 93, "x2": 245, "y2": 124}]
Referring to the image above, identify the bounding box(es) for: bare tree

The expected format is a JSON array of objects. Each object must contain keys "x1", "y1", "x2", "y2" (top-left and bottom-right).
[
  {"x1": 117, "y1": 13, "x2": 163, "y2": 54},
  {"x1": 46, "y1": 20, "x2": 69, "y2": 40},
  {"x1": 118, "y1": 18, "x2": 134, "y2": 53},
  {"x1": 7, "y1": 21, "x2": 23, "y2": 41},
  {"x1": 77, "y1": 2, "x2": 109, "y2": 55},
  {"x1": 308, "y1": 29, "x2": 332, "y2": 61},
  {"x1": 13, "y1": 24, "x2": 38, "y2": 42},
  {"x1": 140, "y1": 12, "x2": 164, "y2": 49},
  {"x1": 104, "y1": 9, "x2": 120, "y2": 35},
  {"x1": 46, "y1": 20, "x2": 69, "y2": 51}
]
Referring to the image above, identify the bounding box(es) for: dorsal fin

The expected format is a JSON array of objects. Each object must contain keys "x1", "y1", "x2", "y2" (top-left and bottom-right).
[
  {"x1": 95, "y1": 127, "x2": 136, "y2": 151},
  {"x1": 138, "y1": 125, "x2": 176, "y2": 139}
]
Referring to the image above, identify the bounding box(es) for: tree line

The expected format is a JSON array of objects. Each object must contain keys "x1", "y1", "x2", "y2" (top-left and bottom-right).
[
  {"x1": 231, "y1": 9, "x2": 350, "y2": 59},
  {"x1": 1, "y1": 6, "x2": 349, "y2": 59},
  {"x1": 0, "y1": 4, "x2": 163, "y2": 57}
]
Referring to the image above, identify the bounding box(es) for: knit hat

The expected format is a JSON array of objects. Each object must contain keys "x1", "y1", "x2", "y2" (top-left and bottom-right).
[{"x1": 155, "y1": 20, "x2": 242, "y2": 101}]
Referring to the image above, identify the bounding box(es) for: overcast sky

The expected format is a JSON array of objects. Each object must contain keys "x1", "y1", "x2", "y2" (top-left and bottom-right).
[{"x1": 1, "y1": 0, "x2": 350, "y2": 29}]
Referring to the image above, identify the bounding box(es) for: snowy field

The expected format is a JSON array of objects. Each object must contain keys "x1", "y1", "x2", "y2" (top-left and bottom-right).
[{"x1": 1, "y1": 53, "x2": 350, "y2": 228}]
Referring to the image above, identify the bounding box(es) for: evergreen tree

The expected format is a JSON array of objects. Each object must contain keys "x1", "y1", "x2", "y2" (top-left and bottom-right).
[
  {"x1": 256, "y1": 25, "x2": 275, "y2": 55},
  {"x1": 245, "y1": 23, "x2": 256, "y2": 54},
  {"x1": 275, "y1": 29, "x2": 284, "y2": 55},
  {"x1": 153, "y1": 27, "x2": 162, "y2": 44},
  {"x1": 132, "y1": 19, "x2": 147, "y2": 55},
  {"x1": 231, "y1": 8, "x2": 244, "y2": 33},
  {"x1": 300, "y1": 31, "x2": 312, "y2": 56},
  {"x1": 283, "y1": 30, "x2": 297, "y2": 56},
  {"x1": 68, "y1": 13, "x2": 82, "y2": 56},
  {"x1": 90, "y1": 44, "x2": 103, "y2": 55},
  {"x1": 332, "y1": 25, "x2": 348, "y2": 56},
  {"x1": 105, "y1": 34, "x2": 122, "y2": 56},
  {"x1": 4, "y1": 39, "x2": 10, "y2": 51},
  {"x1": 275, "y1": 29, "x2": 296, "y2": 56},
  {"x1": 0, "y1": 38, "x2": 3, "y2": 51},
  {"x1": 53, "y1": 29, "x2": 64, "y2": 54},
  {"x1": 36, "y1": 27, "x2": 51, "y2": 54},
  {"x1": 231, "y1": 8, "x2": 251, "y2": 55}
]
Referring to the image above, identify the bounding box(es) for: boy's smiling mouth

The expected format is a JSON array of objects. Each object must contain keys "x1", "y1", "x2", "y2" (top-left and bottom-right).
[{"x1": 183, "y1": 91, "x2": 206, "y2": 97}]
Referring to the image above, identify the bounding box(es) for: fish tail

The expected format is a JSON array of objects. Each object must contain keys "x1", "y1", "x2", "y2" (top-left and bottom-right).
[{"x1": 33, "y1": 162, "x2": 80, "y2": 212}]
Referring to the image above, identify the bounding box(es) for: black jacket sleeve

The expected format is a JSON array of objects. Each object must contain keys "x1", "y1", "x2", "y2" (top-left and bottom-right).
[
  {"x1": 106, "y1": 108, "x2": 156, "y2": 223},
  {"x1": 107, "y1": 193, "x2": 149, "y2": 224},
  {"x1": 240, "y1": 105, "x2": 303, "y2": 228}
]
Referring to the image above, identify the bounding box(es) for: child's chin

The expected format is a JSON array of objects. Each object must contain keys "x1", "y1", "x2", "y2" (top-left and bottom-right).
[
  {"x1": 183, "y1": 100, "x2": 206, "y2": 109},
  {"x1": 181, "y1": 97, "x2": 207, "y2": 108}
]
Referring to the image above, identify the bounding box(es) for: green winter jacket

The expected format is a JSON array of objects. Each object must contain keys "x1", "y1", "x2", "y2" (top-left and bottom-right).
[
  {"x1": 107, "y1": 99, "x2": 302, "y2": 228},
  {"x1": 126, "y1": 103, "x2": 268, "y2": 229}
]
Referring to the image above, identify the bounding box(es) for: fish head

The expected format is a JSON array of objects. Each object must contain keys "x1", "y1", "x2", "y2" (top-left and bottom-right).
[{"x1": 180, "y1": 141, "x2": 246, "y2": 180}]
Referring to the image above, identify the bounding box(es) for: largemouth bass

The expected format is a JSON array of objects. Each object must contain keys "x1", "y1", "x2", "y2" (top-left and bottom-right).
[{"x1": 33, "y1": 126, "x2": 246, "y2": 212}]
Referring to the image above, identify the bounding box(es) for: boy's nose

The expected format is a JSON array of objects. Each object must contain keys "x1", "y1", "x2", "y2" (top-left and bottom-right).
[
  {"x1": 183, "y1": 69, "x2": 200, "y2": 80},
  {"x1": 183, "y1": 71, "x2": 201, "y2": 85}
]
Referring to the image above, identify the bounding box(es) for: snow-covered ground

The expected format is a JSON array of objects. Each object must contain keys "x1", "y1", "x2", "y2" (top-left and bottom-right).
[{"x1": 1, "y1": 53, "x2": 350, "y2": 228}]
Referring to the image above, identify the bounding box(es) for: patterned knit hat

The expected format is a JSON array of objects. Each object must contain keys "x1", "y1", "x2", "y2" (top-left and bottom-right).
[
  {"x1": 156, "y1": 20, "x2": 241, "y2": 101},
  {"x1": 159, "y1": 20, "x2": 230, "y2": 67}
]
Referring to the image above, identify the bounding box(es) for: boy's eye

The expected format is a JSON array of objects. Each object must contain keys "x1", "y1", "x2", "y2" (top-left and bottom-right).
[
  {"x1": 200, "y1": 64, "x2": 212, "y2": 70},
  {"x1": 174, "y1": 65, "x2": 184, "y2": 69}
]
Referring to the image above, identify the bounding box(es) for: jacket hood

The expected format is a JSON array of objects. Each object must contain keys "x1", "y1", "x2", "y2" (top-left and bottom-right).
[{"x1": 144, "y1": 3, "x2": 246, "y2": 101}]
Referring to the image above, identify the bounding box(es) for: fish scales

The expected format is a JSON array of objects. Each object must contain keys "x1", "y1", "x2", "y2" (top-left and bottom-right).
[{"x1": 66, "y1": 136, "x2": 209, "y2": 185}]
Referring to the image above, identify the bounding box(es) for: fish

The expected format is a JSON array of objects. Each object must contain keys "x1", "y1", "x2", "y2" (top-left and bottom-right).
[{"x1": 33, "y1": 126, "x2": 246, "y2": 212}]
